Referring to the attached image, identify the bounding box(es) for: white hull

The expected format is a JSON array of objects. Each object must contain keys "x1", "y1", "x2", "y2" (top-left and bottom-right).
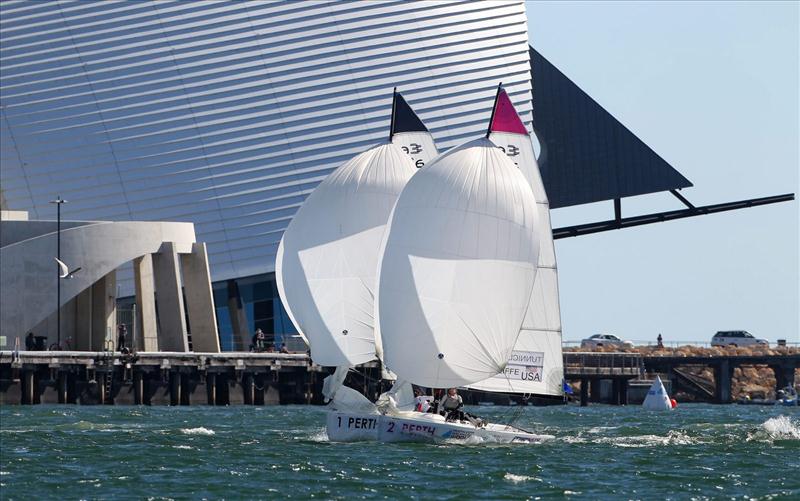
[{"x1": 326, "y1": 411, "x2": 552, "y2": 444}]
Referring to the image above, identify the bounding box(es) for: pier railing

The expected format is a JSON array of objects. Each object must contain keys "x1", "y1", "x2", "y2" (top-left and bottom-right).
[{"x1": 563, "y1": 352, "x2": 643, "y2": 378}]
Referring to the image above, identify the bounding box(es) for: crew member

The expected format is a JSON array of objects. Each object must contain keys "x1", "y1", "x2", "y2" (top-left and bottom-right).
[
  {"x1": 413, "y1": 388, "x2": 431, "y2": 413},
  {"x1": 439, "y1": 387, "x2": 464, "y2": 421}
]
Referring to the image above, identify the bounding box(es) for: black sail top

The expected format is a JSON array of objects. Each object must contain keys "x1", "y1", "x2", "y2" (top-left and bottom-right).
[{"x1": 390, "y1": 90, "x2": 429, "y2": 138}]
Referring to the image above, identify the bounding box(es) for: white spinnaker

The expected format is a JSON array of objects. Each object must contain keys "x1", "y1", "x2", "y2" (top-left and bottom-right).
[
  {"x1": 466, "y1": 130, "x2": 564, "y2": 396},
  {"x1": 377, "y1": 138, "x2": 540, "y2": 388},
  {"x1": 374, "y1": 127, "x2": 439, "y2": 367},
  {"x1": 275, "y1": 143, "x2": 417, "y2": 367},
  {"x1": 391, "y1": 131, "x2": 438, "y2": 169}
]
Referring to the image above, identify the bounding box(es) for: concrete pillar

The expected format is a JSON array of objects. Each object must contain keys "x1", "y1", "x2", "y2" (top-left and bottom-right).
[
  {"x1": 206, "y1": 373, "x2": 217, "y2": 405},
  {"x1": 22, "y1": 370, "x2": 35, "y2": 405},
  {"x1": 243, "y1": 374, "x2": 254, "y2": 405},
  {"x1": 134, "y1": 255, "x2": 159, "y2": 352},
  {"x1": 227, "y1": 280, "x2": 250, "y2": 351},
  {"x1": 580, "y1": 378, "x2": 588, "y2": 407},
  {"x1": 612, "y1": 379, "x2": 621, "y2": 405},
  {"x1": 714, "y1": 360, "x2": 733, "y2": 403},
  {"x1": 91, "y1": 271, "x2": 116, "y2": 351},
  {"x1": 133, "y1": 371, "x2": 144, "y2": 405},
  {"x1": 620, "y1": 379, "x2": 629, "y2": 405},
  {"x1": 74, "y1": 288, "x2": 92, "y2": 351},
  {"x1": 169, "y1": 372, "x2": 181, "y2": 406},
  {"x1": 180, "y1": 243, "x2": 220, "y2": 353},
  {"x1": 589, "y1": 379, "x2": 604, "y2": 403},
  {"x1": 771, "y1": 363, "x2": 796, "y2": 393},
  {"x1": 153, "y1": 242, "x2": 189, "y2": 352},
  {"x1": 58, "y1": 372, "x2": 68, "y2": 404}
]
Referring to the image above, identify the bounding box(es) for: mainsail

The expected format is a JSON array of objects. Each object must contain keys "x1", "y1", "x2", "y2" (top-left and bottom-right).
[
  {"x1": 377, "y1": 137, "x2": 541, "y2": 388},
  {"x1": 275, "y1": 143, "x2": 417, "y2": 367},
  {"x1": 467, "y1": 86, "x2": 564, "y2": 396}
]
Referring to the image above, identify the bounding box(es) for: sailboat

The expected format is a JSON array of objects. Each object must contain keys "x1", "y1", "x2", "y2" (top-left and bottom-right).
[
  {"x1": 279, "y1": 88, "x2": 558, "y2": 443},
  {"x1": 356, "y1": 87, "x2": 561, "y2": 443}
]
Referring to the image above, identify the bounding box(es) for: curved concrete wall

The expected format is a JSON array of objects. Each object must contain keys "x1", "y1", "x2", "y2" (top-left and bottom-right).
[{"x1": 0, "y1": 221, "x2": 195, "y2": 337}]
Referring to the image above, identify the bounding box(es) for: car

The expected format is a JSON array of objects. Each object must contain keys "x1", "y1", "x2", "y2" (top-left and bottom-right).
[
  {"x1": 580, "y1": 334, "x2": 634, "y2": 349},
  {"x1": 711, "y1": 331, "x2": 768, "y2": 347}
]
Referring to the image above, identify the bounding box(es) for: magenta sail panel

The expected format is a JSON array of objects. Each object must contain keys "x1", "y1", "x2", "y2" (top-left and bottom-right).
[{"x1": 489, "y1": 89, "x2": 529, "y2": 136}]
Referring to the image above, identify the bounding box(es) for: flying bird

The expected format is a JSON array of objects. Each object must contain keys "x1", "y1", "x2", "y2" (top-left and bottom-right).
[{"x1": 55, "y1": 257, "x2": 81, "y2": 279}]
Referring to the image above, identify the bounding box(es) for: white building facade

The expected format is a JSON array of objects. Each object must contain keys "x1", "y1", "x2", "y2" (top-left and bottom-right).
[{"x1": 1, "y1": 0, "x2": 535, "y2": 349}]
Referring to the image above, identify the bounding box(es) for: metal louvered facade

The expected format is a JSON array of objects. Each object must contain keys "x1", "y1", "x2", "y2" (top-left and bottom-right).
[{"x1": 0, "y1": 0, "x2": 534, "y2": 290}]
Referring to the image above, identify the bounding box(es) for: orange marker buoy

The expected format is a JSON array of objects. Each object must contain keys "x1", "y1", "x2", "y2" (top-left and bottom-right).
[{"x1": 670, "y1": 398, "x2": 677, "y2": 409}]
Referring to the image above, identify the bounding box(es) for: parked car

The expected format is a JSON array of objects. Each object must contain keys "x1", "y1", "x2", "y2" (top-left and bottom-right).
[
  {"x1": 581, "y1": 334, "x2": 634, "y2": 349},
  {"x1": 711, "y1": 331, "x2": 768, "y2": 347}
]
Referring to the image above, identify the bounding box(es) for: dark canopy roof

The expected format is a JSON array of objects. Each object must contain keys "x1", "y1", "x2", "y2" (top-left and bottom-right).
[{"x1": 531, "y1": 47, "x2": 693, "y2": 209}]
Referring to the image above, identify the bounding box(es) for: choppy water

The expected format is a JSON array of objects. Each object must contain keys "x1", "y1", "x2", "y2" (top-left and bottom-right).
[{"x1": 1, "y1": 404, "x2": 798, "y2": 499}]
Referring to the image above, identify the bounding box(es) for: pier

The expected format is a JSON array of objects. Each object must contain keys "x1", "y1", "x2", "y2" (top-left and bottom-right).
[
  {"x1": 564, "y1": 352, "x2": 643, "y2": 406},
  {"x1": 0, "y1": 351, "x2": 340, "y2": 406},
  {"x1": 1, "y1": 350, "x2": 797, "y2": 406}
]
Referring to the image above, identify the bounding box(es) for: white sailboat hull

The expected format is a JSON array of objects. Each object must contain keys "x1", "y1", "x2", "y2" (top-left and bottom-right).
[{"x1": 326, "y1": 411, "x2": 553, "y2": 444}]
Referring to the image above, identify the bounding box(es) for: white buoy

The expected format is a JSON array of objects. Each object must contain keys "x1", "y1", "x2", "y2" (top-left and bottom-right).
[{"x1": 642, "y1": 375, "x2": 673, "y2": 410}]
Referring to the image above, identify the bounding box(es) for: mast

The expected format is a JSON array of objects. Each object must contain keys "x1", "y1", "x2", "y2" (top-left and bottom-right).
[
  {"x1": 389, "y1": 87, "x2": 398, "y2": 141},
  {"x1": 486, "y1": 82, "x2": 503, "y2": 138}
]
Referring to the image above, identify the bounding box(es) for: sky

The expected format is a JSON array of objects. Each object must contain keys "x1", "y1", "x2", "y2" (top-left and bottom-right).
[{"x1": 526, "y1": 1, "x2": 799, "y2": 344}]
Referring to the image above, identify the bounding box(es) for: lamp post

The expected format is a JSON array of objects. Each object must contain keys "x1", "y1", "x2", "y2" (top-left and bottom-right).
[{"x1": 49, "y1": 196, "x2": 67, "y2": 350}]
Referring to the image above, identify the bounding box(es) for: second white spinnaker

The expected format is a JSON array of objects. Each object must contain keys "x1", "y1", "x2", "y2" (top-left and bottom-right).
[{"x1": 377, "y1": 137, "x2": 541, "y2": 388}]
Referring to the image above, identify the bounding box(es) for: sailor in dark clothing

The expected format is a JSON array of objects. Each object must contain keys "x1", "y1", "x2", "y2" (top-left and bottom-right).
[
  {"x1": 439, "y1": 388, "x2": 465, "y2": 422},
  {"x1": 117, "y1": 324, "x2": 127, "y2": 352},
  {"x1": 25, "y1": 332, "x2": 35, "y2": 351}
]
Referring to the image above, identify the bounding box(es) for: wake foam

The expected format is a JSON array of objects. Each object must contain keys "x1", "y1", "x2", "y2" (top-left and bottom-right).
[
  {"x1": 561, "y1": 430, "x2": 694, "y2": 447},
  {"x1": 180, "y1": 427, "x2": 215, "y2": 436},
  {"x1": 752, "y1": 416, "x2": 800, "y2": 441},
  {"x1": 309, "y1": 428, "x2": 330, "y2": 442},
  {"x1": 504, "y1": 473, "x2": 536, "y2": 484}
]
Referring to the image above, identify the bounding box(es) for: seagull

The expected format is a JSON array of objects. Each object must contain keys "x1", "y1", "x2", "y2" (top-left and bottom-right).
[{"x1": 55, "y1": 257, "x2": 81, "y2": 279}]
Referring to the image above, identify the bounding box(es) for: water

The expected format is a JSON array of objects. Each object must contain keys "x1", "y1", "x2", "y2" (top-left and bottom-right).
[{"x1": 1, "y1": 404, "x2": 798, "y2": 499}]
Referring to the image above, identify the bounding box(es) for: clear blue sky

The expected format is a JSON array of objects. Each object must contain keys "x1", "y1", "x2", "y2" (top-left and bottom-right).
[{"x1": 527, "y1": 1, "x2": 799, "y2": 343}]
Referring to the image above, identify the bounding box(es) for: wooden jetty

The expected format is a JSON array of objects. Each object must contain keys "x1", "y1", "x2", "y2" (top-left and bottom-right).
[
  {"x1": 1, "y1": 350, "x2": 797, "y2": 406},
  {"x1": 0, "y1": 351, "x2": 382, "y2": 407}
]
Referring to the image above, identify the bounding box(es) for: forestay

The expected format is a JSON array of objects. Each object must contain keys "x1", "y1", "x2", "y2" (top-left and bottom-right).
[
  {"x1": 377, "y1": 138, "x2": 540, "y2": 388},
  {"x1": 276, "y1": 143, "x2": 417, "y2": 367},
  {"x1": 467, "y1": 87, "x2": 564, "y2": 396}
]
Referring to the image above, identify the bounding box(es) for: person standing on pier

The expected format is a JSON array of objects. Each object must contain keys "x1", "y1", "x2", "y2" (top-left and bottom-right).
[
  {"x1": 657, "y1": 333, "x2": 663, "y2": 348},
  {"x1": 117, "y1": 324, "x2": 127, "y2": 352}
]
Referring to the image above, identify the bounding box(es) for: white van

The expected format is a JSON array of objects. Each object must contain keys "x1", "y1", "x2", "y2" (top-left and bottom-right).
[{"x1": 711, "y1": 331, "x2": 768, "y2": 347}]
